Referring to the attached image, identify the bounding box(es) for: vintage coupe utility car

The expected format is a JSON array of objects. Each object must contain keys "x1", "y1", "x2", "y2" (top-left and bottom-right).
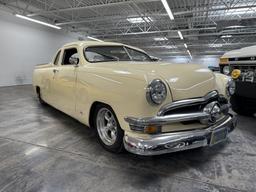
[
  {"x1": 220, "y1": 45, "x2": 256, "y2": 116},
  {"x1": 33, "y1": 41, "x2": 237, "y2": 155}
]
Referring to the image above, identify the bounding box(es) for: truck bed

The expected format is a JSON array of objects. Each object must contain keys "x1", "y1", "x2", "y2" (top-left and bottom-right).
[{"x1": 35, "y1": 63, "x2": 52, "y2": 69}]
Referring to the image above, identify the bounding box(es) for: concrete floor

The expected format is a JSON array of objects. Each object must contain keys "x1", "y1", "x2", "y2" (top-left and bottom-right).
[{"x1": 0, "y1": 85, "x2": 255, "y2": 192}]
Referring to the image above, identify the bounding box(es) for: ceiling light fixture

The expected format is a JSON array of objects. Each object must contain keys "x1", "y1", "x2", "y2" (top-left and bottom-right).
[
  {"x1": 15, "y1": 14, "x2": 61, "y2": 29},
  {"x1": 161, "y1": 0, "x2": 175, "y2": 20},
  {"x1": 178, "y1": 31, "x2": 183, "y2": 40},
  {"x1": 87, "y1": 36, "x2": 103, "y2": 42},
  {"x1": 221, "y1": 35, "x2": 232, "y2": 38},
  {"x1": 187, "y1": 50, "x2": 192, "y2": 59},
  {"x1": 184, "y1": 43, "x2": 188, "y2": 48},
  {"x1": 225, "y1": 25, "x2": 245, "y2": 29},
  {"x1": 209, "y1": 44, "x2": 223, "y2": 48},
  {"x1": 154, "y1": 37, "x2": 168, "y2": 41}
]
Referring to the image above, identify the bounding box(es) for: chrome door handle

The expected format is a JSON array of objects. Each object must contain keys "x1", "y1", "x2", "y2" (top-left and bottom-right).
[{"x1": 53, "y1": 69, "x2": 59, "y2": 73}]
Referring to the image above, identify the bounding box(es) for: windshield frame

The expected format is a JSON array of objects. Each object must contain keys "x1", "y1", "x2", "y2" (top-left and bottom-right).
[{"x1": 83, "y1": 45, "x2": 153, "y2": 63}]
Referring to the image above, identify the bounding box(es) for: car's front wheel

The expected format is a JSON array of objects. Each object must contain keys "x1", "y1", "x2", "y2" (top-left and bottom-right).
[{"x1": 93, "y1": 104, "x2": 124, "y2": 153}]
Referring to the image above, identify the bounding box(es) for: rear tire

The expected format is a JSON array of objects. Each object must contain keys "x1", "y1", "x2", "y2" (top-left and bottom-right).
[
  {"x1": 93, "y1": 104, "x2": 124, "y2": 153},
  {"x1": 36, "y1": 87, "x2": 46, "y2": 105},
  {"x1": 230, "y1": 95, "x2": 254, "y2": 116}
]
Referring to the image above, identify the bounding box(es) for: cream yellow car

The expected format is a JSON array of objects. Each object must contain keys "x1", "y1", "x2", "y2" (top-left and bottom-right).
[{"x1": 33, "y1": 41, "x2": 237, "y2": 155}]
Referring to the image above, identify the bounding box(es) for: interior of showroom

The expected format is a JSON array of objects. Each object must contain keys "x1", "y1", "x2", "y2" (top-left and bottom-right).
[{"x1": 0, "y1": 0, "x2": 255, "y2": 192}]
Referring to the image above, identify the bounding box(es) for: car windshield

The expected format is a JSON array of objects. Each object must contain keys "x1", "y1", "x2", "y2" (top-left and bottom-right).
[{"x1": 84, "y1": 46, "x2": 153, "y2": 63}]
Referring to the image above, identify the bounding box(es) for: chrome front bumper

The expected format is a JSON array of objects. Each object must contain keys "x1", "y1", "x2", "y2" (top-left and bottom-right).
[{"x1": 124, "y1": 114, "x2": 237, "y2": 156}]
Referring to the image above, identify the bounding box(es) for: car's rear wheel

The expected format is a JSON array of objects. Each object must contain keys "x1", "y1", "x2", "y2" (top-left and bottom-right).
[
  {"x1": 36, "y1": 87, "x2": 46, "y2": 105},
  {"x1": 93, "y1": 104, "x2": 124, "y2": 153}
]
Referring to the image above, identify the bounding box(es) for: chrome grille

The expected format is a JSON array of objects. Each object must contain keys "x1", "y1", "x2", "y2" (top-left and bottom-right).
[
  {"x1": 162, "y1": 96, "x2": 228, "y2": 116},
  {"x1": 158, "y1": 91, "x2": 229, "y2": 118}
]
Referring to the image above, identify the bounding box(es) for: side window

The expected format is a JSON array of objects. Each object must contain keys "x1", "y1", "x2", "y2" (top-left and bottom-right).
[
  {"x1": 54, "y1": 51, "x2": 61, "y2": 65},
  {"x1": 125, "y1": 47, "x2": 151, "y2": 61},
  {"x1": 85, "y1": 51, "x2": 106, "y2": 62},
  {"x1": 62, "y1": 48, "x2": 79, "y2": 65}
]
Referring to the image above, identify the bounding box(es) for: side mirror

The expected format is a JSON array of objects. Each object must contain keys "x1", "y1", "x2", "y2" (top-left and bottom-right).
[
  {"x1": 150, "y1": 56, "x2": 160, "y2": 61},
  {"x1": 69, "y1": 56, "x2": 79, "y2": 65}
]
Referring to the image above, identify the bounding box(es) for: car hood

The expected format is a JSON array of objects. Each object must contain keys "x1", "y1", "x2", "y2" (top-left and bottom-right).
[{"x1": 89, "y1": 61, "x2": 216, "y2": 101}]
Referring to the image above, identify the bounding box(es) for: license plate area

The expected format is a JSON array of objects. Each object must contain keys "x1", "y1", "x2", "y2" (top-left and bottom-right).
[{"x1": 210, "y1": 128, "x2": 228, "y2": 146}]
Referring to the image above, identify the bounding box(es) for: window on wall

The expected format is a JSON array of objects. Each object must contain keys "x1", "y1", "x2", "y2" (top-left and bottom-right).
[
  {"x1": 53, "y1": 51, "x2": 61, "y2": 65},
  {"x1": 62, "y1": 48, "x2": 79, "y2": 65}
]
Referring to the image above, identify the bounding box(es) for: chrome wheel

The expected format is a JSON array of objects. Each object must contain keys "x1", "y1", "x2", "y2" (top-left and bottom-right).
[{"x1": 96, "y1": 108, "x2": 118, "y2": 146}]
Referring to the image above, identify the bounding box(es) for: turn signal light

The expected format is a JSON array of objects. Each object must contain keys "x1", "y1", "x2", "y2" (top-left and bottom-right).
[
  {"x1": 144, "y1": 126, "x2": 161, "y2": 134},
  {"x1": 231, "y1": 69, "x2": 241, "y2": 79}
]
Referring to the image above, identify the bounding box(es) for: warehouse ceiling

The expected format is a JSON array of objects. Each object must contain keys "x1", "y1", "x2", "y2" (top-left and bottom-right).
[{"x1": 1, "y1": 0, "x2": 256, "y2": 59}]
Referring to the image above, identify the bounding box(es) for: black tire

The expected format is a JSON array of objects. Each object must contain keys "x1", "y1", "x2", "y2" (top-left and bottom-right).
[
  {"x1": 93, "y1": 104, "x2": 124, "y2": 153},
  {"x1": 36, "y1": 87, "x2": 46, "y2": 105},
  {"x1": 230, "y1": 96, "x2": 254, "y2": 116}
]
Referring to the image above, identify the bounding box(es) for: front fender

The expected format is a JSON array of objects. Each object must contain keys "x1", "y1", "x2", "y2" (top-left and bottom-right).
[
  {"x1": 214, "y1": 72, "x2": 230, "y2": 97},
  {"x1": 76, "y1": 68, "x2": 171, "y2": 131}
]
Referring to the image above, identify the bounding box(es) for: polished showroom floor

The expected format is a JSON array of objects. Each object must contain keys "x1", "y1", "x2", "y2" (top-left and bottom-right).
[{"x1": 0, "y1": 85, "x2": 255, "y2": 192}]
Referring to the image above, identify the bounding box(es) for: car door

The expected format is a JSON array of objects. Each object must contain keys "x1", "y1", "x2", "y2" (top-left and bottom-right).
[
  {"x1": 51, "y1": 47, "x2": 79, "y2": 116},
  {"x1": 43, "y1": 49, "x2": 61, "y2": 105}
]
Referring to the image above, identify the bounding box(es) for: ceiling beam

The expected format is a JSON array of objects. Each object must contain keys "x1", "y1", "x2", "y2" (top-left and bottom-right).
[
  {"x1": 173, "y1": 4, "x2": 256, "y2": 16},
  {"x1": 27, "y1": 0, "x2": 160, "y2": 17},
  {"x1": 92, "y1": 28, "x2": 256, "y2": 38}
]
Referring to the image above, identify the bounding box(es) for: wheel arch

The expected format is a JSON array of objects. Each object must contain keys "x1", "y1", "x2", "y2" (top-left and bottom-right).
[
  {"x1": 35, "y1": 86, "x2": 40, "y2": 94},
  {"x1": 89, "y1": 101, "x2": 114, "y2": 128}
]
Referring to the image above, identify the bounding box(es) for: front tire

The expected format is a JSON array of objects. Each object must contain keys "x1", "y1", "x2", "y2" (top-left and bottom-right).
[{"x1": 93, "y1": 104, "x2": 124, "y2": 153}]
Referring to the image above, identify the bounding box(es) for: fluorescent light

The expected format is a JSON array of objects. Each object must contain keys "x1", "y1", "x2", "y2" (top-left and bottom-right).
[
  {"x1": 225, "y1": 25, "x2": 245, "y2": 29},
  {"x1": 161, "y1": 0, "x2": 174, "y2": 20},
  {"x1": 127, "y1": 17, "x2": 152, "y2": 23},
  {"x1": 184, "y1": 43, "x2": 188, "y2": 48},
  {"x1": 209, "y1": 44, "x2": 223, "y2": 48},
  {"x1": 187, "y1": 50, "x2": 192, "y2": 59},
  {"x1": 15, "y1": 14, "x2": 61, "y2": 29},
  {"x1": 87, "y1": 36, "x2": 103, "y2": 42},
  {"x1": 177, "y1": 31, "x2": 183, "y2": 40},
  {"x1": 221, "y1": 35, "x2": 232, "y2": 38},
  {"x1": 154, "y1": 37, "x2": 168, "y2": 41}
]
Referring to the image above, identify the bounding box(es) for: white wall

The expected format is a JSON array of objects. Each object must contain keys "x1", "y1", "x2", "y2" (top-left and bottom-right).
[{"x1": 0, "y1": 11, "x2": 79, "y2": 87}]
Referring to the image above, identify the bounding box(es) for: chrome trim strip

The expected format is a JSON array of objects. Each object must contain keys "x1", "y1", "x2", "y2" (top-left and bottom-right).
[
  {"x1": 158, "y1": 90, "x2": 218, "y2": 116},
  {"x1": 123, "y1": 114, "x2": 237, "y2": 156},
  {"x1": 124, "y1": 112, "x2": 210, "y2": 126}
]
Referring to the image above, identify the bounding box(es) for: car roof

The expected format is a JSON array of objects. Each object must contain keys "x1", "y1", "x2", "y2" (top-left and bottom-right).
[
  {"x1": 223, "y1": 45, "x2": 256, "y2": 58},
  {"x1": 63, "y1": 41, "x2": 123, "y2": 47},
  {"x1": 63, "y1": 41, "x2": 146, "y2": 53}
]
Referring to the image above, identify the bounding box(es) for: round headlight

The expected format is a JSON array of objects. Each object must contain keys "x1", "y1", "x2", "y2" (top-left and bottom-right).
[
  {"x1": 226, "y1": 79, "x2": 236, "y2": 96},
  {"x1": 146, "y1": 79, "x2": 167, "y2": 105},
  {"x1": 223, "y1": 65, "x2": 230, "y2": 75}
]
